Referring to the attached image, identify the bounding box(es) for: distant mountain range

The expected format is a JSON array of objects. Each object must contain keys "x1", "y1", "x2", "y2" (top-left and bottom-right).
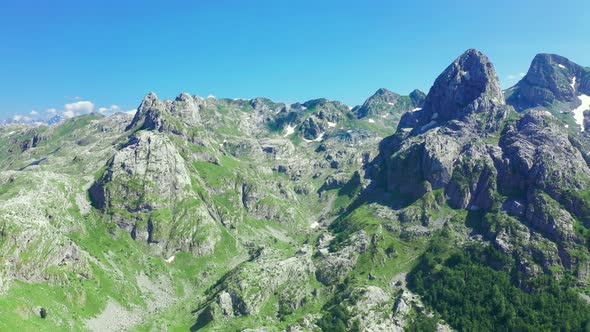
[{"x1": 1, "y1": 49, "x2": 590, "y2": 331}]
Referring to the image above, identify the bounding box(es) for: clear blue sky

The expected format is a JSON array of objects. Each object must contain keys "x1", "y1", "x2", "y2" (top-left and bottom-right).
[{"x1": 1, "y1": 0, "x2": 590, "y2": 120}]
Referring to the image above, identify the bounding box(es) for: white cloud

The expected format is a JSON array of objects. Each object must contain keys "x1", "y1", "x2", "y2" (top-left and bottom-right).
[
  {"x1": 507, "y1": 72, "x2": 526, "y2": 80},
  {"x1": 207, "y1": 94, "x2": 216, "y2": 99},
  {"x1": 32, "y1": 100, "x2": 122, "y2": 121},
  {"x1": 64, "y1": 100, "x2": 94, "y2": 113},
  {"x1": 12, "y1": 115, "x2": 31, "y2": 122},
  {"x1": 63, "y1": 110, "x2": 76, "y2": 118},
  {"x1": 98, "y1": 105, "x2": 122, "y2": 114}
]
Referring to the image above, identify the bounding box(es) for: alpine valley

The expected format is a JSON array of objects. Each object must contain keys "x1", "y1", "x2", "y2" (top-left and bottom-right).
[{"x1": 2, "y1": 49, "x2": 590, "y2": 331}]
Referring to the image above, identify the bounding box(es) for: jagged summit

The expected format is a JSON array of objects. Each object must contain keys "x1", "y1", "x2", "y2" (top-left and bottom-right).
[
  {"x1": 353, "y1": 87, "x2": 425, "y2": 119},
  {"x1": 398, "y1": 49, "x2": 509, "y2": 133},
  {"x1": 4, "y1": 49, "x2": 590, "y2": 331},
  {"x1": 422, "y1": 48, "x2": 504, "y2": 120},
  {"x1": 374, "y1": 87, "x2": 396, "y2": 96},
  {"x1": 127, "y1": 92, "x2": 164, "y2": 130},
  {"x1": 127, "y1": 91, "x2": 204, "y2": 131},
  {"x1": 175, "y1": 92, "x2": 193, "y2": 102},
  {"x1": 139, "y1": 91, "x2": 161, "y2": 108},
  {"x1": 409, "y1": 89, "x2": 426, "y2": 103}
]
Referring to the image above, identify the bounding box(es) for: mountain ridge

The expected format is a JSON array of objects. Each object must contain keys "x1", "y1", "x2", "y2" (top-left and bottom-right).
[{"x1": 2, "y1": 49, "x2": 590, "y2": 331}]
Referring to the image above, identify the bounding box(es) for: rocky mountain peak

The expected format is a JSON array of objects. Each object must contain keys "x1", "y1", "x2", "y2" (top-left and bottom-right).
[
  {"x1": 506, "y1": 53, "x2": 590, "y2": 111},
  {"x1": 127, "y1": 92, "x2": 204, "y2": 131},
  {"x1": 354, "y1": 88, "x2": 424, "y2": 119},
  {"x1": 532, "y1": 53, "x2": 575, "y2": 69},
  {"x1": 175, "y1": 92, "x2": 193, "y2": 102},
  {"x1": 374, "y1": 88, "x2": 397, "y2": 97},
  {"x1": 170, "y1": 92, "x2": 201, "y2": 126},
  {"x1": 127, "y1": 92, "x2": 165, "y2": 130},
  {"x1": 422, "y1": 49, "x2": 504, "y2": 120},
  {"x1": 397, "y1": 49, "x2": 508, "y2": 133},
  {"x1": 139, "y1": 92, "x2": 162, "y2": 109},
  {"x1": 409, "y1": 89, "x2": 426, "y2": 103}
]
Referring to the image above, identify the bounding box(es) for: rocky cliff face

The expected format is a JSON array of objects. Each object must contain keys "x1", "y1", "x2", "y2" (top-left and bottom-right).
[
  {"x1": 374, "y1": 49, "x2": 590, "y2": 283},
  {"x1": 378, "y1": 49, "x2": 510, "y2": 206}
]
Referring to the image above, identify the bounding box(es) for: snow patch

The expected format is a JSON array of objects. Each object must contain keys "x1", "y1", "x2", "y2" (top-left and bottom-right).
[
  {"x1": 572, "y1": 94, "x2": 590, "y2": 132},
  {"x1": 327, "y1": 121, "x2": 336, "y2": 128},
  {"x1": 410, "y1": 108, "x2": 422, "y2": 112},
  {"x1": 283, "y1": 124, "x2": 296, "y2": 137},
  {"x1": 571, "y1": 76, "x2": 577, "y2": 92},
  {"x1": 368, "y1": 118, "x2": 375, "y2": 123},
  {"x1": 419, "y1": 120, "x2": 437, "y2": 132},
  {"x1": 165, "y1": 255, "x2": 176, "y2": 264},
  {"x1": 558, "y1": 64, "x2": 566, "y2": 69},
  {"x1": 302, "y1": 132, "x2": 325, "y2": 142},
  {"x1": 387, "y1": 102, "x2": 395, "y2": 106},
  {"x1": 309, "y1": 222, "x2": 319, "y2": 229}
]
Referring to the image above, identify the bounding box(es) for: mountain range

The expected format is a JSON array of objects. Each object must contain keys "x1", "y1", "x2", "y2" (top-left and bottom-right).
[{"x1": 1, "y1": 49, "x2": 590, "y2": 331}]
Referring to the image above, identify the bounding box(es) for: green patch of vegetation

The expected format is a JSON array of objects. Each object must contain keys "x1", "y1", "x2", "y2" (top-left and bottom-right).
[
  {"x1": 0, "y1": 220, "x2": 148, "y2": 331},
  {"x1": 338, "y1": 119, "x2": 397, "y2": 137},
  {"x1": 404, "y1": 309, "x2": 439, "y2": 332},
  {"x1": 317, "y1": 305, "x2": 350, "y2": 332},
  {"x1": 408, "y1": 242, "x2": 590, "y2": 331},
  {"x1": 575, "y1": 220, "x2": 590, "y2": 245},
  {"x1": 193, "y1": 157, "x2": 241, "y2": 188},
  {"x1": 328, "y1": 202, "x2": 430, "y2": 286}
]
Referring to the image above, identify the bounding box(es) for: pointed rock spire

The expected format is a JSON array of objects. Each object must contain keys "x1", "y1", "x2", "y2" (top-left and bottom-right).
[
  {"x1": 127, "y1": 92, "x2": 165, "y2": 131},
  {"x1": 139, "y1": 92, "x2": 161, "y2": 110},
  {"x1": 422, "y1": 48, "x2": 504, "y2": 121},
  {"x1": 398, "y1": 49, "x2": 509, "y2": 133}
]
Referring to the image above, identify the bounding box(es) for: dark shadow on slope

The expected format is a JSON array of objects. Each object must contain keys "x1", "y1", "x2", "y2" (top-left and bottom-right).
[
  {"x1": 191, "y1": 309, "x2": 213, "y2": 331},
  {"x1": 17, "y1": 157, "x2": 47, "y2": 171}
]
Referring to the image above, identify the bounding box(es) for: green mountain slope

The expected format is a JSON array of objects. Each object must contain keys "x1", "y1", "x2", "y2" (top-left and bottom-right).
[{"x1": 1, "y1": 50, "x2": 590, "y2": 331}]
